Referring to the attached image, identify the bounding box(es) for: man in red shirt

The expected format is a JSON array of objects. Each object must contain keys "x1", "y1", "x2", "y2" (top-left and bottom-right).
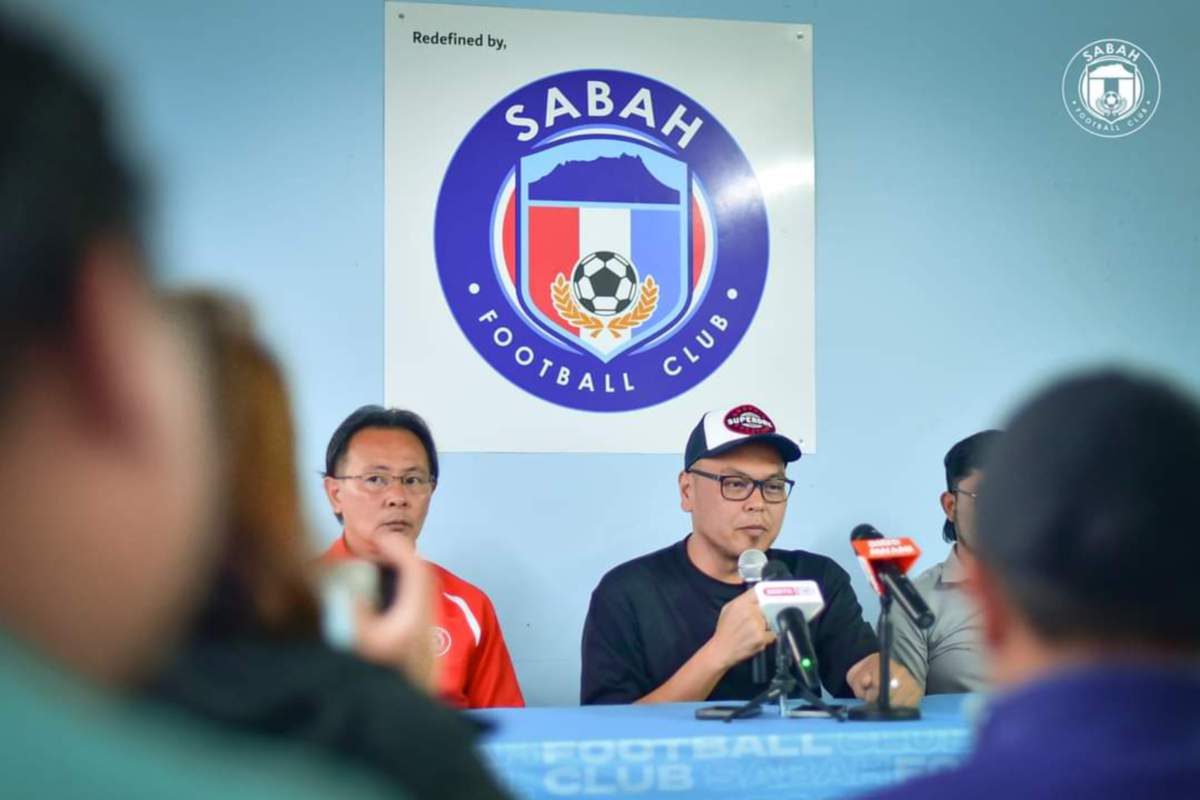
[{"x1": 319, "y1": 406, "x2": 525, "y2": 709}]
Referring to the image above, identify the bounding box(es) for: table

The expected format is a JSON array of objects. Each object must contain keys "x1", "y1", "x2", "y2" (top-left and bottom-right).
[{"x1": 473, "y1": 695, "x2": 977, "y2": 799}]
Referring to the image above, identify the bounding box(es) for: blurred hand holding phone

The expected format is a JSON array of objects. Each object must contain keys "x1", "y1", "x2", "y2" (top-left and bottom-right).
[{"x1": 317, "y1": 537, "x2": 438, "y2": 694}]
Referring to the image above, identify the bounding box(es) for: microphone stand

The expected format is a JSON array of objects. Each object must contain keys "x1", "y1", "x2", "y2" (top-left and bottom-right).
[
  {"x1": 848, "y1": 591, "x2": 920, "y2": 721},
  {"x1": 726, "y1": 641, "x2": 846, "y2": 722}
]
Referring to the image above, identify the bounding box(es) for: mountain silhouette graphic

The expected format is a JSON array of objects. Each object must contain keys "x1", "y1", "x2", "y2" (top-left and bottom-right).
[{"x1": 529, "y1": 154, "x2": 681, "y2": 204}]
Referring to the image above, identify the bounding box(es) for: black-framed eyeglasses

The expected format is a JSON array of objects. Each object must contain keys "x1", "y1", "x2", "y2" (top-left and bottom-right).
[
  {"x1": 328, "y1": 472, "x2": 436, "y2": 496},
  {"x1": 688, "y1": 468, "x2": 794, "y2": 503},
  {"x1": 952, "y1": 487, "x2": 980, "y2": 501}
]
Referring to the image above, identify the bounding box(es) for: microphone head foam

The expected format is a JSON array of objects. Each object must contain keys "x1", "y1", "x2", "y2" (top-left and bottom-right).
[
  {"x1": 850, "y1": 523, "x2": 882, "y2": 541},
  {"x1": 737, "y1": 548, "x2": 767, "y2": 581}
]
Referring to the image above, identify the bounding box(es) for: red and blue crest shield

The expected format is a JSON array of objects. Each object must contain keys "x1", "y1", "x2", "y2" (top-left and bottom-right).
[{"x1": 491, "y1": 136, "x2": 712, "y2": 362}]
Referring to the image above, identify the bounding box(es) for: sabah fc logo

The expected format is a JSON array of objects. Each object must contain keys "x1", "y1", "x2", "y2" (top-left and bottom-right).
[
  {"x1": 434, "y1": 70, "x2": 769, "y2": 412},
  {"x1": 1061, "y1": 39, "x2": 1160, "y2": 138}
]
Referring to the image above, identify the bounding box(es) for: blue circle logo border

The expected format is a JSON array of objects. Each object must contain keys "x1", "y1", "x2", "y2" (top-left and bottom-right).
[{"x1": 433, "y1": 69, "x2": 770, "y2": 412}]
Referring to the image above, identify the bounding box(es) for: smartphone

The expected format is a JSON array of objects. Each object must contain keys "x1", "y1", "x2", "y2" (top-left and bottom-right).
[
  {"x1": 316, "y1": 560, "x2": 376, "y2": 651},
  {"x1": 694, "y1": 704, "x2": 761, "y2": 721},
  {"x1": 377, "y1": 565, "x2": 398, "y2": 611},
  {"x1": 785, "y1": 703, "x2": 845, "y2": 718}
]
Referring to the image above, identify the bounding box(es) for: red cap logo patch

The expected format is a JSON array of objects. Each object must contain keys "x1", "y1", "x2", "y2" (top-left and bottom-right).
[{"x1": 724, "y1": 404, "x2": 775, "y2": 435}]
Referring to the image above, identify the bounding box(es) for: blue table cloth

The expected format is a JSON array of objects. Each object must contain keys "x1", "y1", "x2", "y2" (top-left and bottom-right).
[{"x1": 473, "y1": 695, "x2": 976, "y2": 799}]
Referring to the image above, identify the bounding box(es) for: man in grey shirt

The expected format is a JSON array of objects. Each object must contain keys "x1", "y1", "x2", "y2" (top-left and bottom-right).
[{"x1": 890, "y1": 431, "x2": 1001, "y2": 694}]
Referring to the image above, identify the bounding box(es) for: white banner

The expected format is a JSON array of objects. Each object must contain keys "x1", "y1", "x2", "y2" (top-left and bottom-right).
[{"x1": 385, "y1": 2, "x2": 815, "y2": 452}]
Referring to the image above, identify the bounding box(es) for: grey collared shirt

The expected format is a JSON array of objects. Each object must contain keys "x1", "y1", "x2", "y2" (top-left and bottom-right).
[{"x1": 887, "y1": 545, "x2": 988, "y2": 694}]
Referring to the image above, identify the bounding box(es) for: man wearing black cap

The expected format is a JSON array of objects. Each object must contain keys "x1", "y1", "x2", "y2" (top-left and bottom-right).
[
  {"x1": 858, "y1": 370, "x2": 1200, "y2": 800},
  {"x1": 890, "y1": 430, "x2": 1000, "y2": 695},
  {"x1": 580, "y1": 404, "x2": 918, "y2": 705}
]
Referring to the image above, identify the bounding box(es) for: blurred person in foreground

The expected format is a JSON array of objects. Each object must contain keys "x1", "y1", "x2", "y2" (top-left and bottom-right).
[
  {"x1": 0, "y1": 14, "x2": 398, "y2": 798},
  {"x1": 150, "y1": 292, "x2": 509, "y2": 800},
  {"x1": 858, "y1": 370, "x2": 1200, "y2": 800}
]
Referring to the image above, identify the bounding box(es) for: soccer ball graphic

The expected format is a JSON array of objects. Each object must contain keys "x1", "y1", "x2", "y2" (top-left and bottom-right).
[{"x1": 570, "y1": 251, "x2": 639, "y2": 317}]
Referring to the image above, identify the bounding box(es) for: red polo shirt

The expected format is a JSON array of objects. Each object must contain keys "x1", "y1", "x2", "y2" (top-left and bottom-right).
[{"x1": 320, "y1": 536, "x2": 525, "y2": 709}]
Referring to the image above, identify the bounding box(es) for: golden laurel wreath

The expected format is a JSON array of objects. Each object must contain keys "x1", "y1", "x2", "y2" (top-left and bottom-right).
[{"x1": 552, "y1": 273, "x2": 659, "y2": 339}]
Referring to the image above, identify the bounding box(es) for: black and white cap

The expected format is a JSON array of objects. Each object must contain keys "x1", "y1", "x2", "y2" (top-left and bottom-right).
[{"x1": 683, "y1": 404, "x2": 802, "y2": 470}]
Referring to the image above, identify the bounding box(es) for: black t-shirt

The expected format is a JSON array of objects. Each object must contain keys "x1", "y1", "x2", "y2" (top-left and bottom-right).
[{"x1": 580, "y1": 535, "x2": 879, "y2": 704}]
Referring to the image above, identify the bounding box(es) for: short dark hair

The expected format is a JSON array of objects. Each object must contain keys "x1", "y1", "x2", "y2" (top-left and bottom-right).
[
  {"x1": 976, "y1": 369, "x2": 1200, "y2": 649},
  {"x1": 0, "y1": 16, "x2": 144, "y2": 404},
  {"x1": 944, "y1": 429, "x2": 1002, "y2": 490},
  {"x1": 942, "y1": 429, "x2": 1002, "y2": 542},
  {"x1": 324, "y1": 405, "x2": 439, "y2": 481}
]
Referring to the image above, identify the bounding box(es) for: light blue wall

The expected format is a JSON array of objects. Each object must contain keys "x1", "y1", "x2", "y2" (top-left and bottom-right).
[{"x1": 26, "y1": 0, "x2": 1199, "y2": 706}]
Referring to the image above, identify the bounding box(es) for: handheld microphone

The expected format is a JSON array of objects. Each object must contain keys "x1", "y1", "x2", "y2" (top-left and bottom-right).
[
  {"x1": 850, "y1": 524, "x2": 934, "y2": 629},
  {"x1": 776, "y1": 608, "x2": 820, "y2": 693},
  {"x1": 737, "y1": 548, "x2": 767, "y2": 583},
  {"x1": 737, "y1": 549, "x2": 769, "y2": 684},
  {"x1": 753, "y1": 561, "x2": 823, "y2": 692}
]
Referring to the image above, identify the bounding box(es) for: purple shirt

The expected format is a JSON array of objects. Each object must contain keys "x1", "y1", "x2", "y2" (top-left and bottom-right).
[{"x1": 857, "y1": 663, "x2": 1200, "y2": 800}]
